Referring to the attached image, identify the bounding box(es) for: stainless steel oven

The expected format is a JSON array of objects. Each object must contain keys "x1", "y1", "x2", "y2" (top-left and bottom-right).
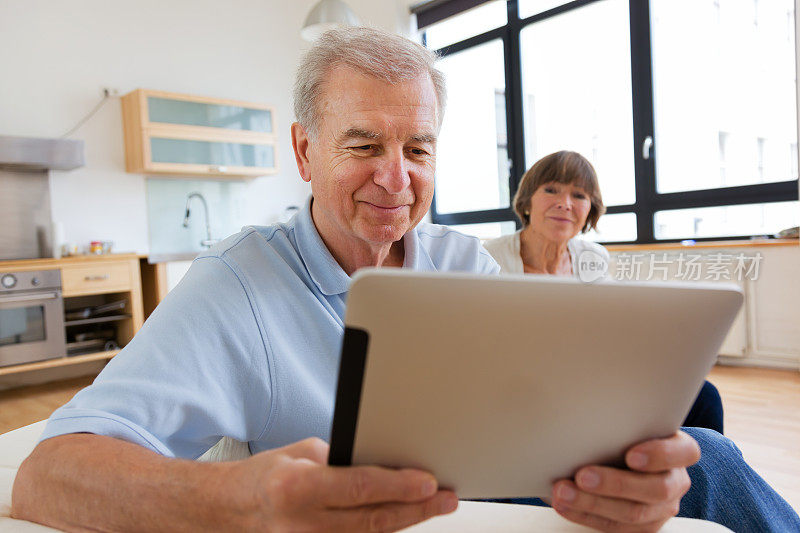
[{"x1": 0, "y1": 269, "x2": 66, "y2": 367}]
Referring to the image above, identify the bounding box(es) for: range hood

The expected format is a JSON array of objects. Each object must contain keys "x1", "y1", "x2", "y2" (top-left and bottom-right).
[{"x1": 0, "y1": 135, "x2": 84, "y2": 171}]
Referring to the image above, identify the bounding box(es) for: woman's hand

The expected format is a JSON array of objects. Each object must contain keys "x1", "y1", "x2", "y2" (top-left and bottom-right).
[{"x1": 550, "y1": 431, "x2": 700, "y2": 532}]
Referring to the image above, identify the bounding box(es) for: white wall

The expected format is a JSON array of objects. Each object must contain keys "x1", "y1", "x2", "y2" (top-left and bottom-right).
[{"x1": 0, "y1": 0, "x2": 410, "y2": 254}]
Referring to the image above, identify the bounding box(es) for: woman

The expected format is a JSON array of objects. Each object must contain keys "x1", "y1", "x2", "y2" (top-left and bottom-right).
[
  {"x1": 484, "y1": 151, "x2": 608, "y2": 277},
  {"x1": 484, "y1": 151, "x2": 723, "y2": 434}
]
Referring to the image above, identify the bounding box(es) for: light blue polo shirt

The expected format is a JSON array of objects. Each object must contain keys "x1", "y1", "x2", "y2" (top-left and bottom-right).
[{"x1": 40, "y1": 199, "x2": 499, "y2": 459}]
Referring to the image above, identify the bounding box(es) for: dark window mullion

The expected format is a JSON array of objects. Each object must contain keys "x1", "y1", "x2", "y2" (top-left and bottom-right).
[
  {"x1": 604, "y1": 205, "x2": 636, "y2": 215},
  {"x1": 517, "y1": 0, "x2": 603, "y2": 26},
  {"x1": 628, "y1": 0, "x2": 657, "y2": 243},
  {"x1": 433, "y1": 25, "x2": 506, "y2": 56},
  {"x1": 651, "y1": 180, "x2": 799, "y2": 211},
  {"x1": 433, "y1": 208, "x2": 518, "y2": 226},
  {"x1": 505, "y1": 0, "x2": 526, "y2": 229},
  {"x1": 413, "y1": 0, "x2": 493, "y2": 29}
]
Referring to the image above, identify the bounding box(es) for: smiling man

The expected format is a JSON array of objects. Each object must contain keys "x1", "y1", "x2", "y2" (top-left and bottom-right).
[
  {"x1": 11, "y1": 27, "x2": 800, "y2": 533},
  {"x1": 291, "y1": 65, "x2": 438, "y2": 274}
]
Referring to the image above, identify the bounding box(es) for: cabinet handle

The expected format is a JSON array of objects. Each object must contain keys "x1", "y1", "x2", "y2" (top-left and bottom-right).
[
  {"x1": 0, "y1": 291, "x2": 60, "y2": 303},
  {"x1": 84, "y1": 274, "x2": 110, "y2": 282}
]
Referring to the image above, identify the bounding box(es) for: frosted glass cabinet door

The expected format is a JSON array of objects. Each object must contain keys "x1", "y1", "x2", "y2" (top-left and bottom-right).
[
  {"x1": 147, "y1": 97, "x2": 273, "y2": 133},
  {"x1": 149, "y1": 138, "x2": 275, "y2": 169},
  {"x1": 122, "y1": 89, "x2": 278, "y2": 177}
]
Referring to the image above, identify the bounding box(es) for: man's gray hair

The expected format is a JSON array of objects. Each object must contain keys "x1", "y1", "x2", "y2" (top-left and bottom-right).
[{"x1": 293, "y1": 26, "x2": 447, "y2": 138}]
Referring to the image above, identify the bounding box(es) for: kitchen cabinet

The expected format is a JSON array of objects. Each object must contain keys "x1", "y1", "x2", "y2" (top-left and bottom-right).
[
  {"x1": 0, "y1": 254, "x2": 144, "y2": 377},
  {"x1": 140, "y1": 258, "x2": 192, "y2": 320},
  {"x1": 121, "y1": 89, "x2": 277, "y2": 178}
]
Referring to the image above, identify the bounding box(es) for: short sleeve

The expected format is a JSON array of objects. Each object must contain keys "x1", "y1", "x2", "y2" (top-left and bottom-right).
[{"x1": 38, "y1": 256, "x2": 272, "y2": 459}]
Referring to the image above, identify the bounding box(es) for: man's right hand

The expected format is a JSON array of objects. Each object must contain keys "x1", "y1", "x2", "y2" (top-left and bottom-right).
[
  {"x1": 233, "y1": 437, "x2": 458, "y2": 532},
  {"x1": 12, "y1": 434, "x2": 456, "y2": 533}
]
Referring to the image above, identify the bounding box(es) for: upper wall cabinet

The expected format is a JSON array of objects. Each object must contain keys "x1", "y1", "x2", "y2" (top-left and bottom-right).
[{"x1": 121, "y1": 89, "x2": 277, "y2": 178}]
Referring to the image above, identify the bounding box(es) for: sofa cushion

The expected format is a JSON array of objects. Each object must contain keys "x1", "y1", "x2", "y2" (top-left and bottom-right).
[
  {"x1": 0, "y1": 422, "x2": 46, "y2": 470},
  {"x1": 0, "y1": 422, "x2": 47, "y2": 522}
]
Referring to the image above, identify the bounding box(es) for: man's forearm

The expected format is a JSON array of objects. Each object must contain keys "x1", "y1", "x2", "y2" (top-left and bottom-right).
[{"x1": 11, "y1": 433, "x2": 253, "y2": 532}]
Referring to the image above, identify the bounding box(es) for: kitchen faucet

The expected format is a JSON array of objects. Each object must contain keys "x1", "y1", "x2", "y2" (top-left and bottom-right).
[{"x1": 182, "y1": 192, "x2": 218, "y2": 248}]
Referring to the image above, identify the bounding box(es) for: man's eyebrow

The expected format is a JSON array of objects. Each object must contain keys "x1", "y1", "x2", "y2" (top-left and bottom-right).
[
  {"x1": 338, "y1": 128, "x2": 436, "y2": 144},
  {"x1": 341, "y1": 128, "x2": 381, "y2": 140},
  {"x1": 411, "y1": 133, "x2": 436, "y2": 144}
]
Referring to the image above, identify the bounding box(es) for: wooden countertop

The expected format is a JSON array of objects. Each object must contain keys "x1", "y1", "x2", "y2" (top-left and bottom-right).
[
  {"x1": 0, "y1": 253, "x2": 144, "y2": 270},
  {"x1": 606, "y1": 239, "x2": 798, "y2": 252}
]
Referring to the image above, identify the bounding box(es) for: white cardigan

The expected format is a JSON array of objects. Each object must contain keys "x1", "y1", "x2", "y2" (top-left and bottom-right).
[{"x1": 483, "y1": 230, "x2": 609, "y2": 277}]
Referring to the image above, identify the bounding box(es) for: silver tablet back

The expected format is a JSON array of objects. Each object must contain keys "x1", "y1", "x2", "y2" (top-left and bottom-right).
[{"x1": 329, "y1": 270, "x2": 742, "y2": 498}]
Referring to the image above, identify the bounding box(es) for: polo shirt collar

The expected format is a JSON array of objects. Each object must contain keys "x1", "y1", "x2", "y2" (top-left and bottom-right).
[{"x1": 293, "y1": 196, "x2": 423, "y2": 295}]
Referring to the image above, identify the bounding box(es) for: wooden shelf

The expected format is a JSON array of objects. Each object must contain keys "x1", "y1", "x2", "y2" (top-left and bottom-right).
[
  {"x1": 0, "y1": 350, "x2": 118, "y2": 377},
  {"x1": 0, "y1": 253, "x2": 143, "y2": 271},
  {"x1": 606, "y1": 239, "x2": 798, "y2": 252},
  {"x1": 64, "y1": 314, "x2": 131, "y2": 327}
]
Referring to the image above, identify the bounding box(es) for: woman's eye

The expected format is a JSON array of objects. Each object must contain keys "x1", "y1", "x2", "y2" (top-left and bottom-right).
[
  {"x1": 544, "y1": 187, "x2": 556, "y2": 193},
  {"x1": 574, "y1": 193, "x2": 586, "y2": 199}
]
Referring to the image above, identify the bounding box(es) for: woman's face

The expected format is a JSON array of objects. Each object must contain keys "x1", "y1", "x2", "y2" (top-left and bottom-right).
[{"x1": 527, "y1": 181, "x2": 592, "y2": 242}]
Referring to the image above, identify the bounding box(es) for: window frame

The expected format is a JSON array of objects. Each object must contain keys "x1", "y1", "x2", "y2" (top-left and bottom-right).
[{"x1": 413, "y1": 0, "x2": 800, "y2": 244}]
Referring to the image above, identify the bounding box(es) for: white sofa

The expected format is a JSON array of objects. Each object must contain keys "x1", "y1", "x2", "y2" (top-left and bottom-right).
[
  {"x1": 0, "y1": 421, "x2": 60, "y2": 532},
  {"x1": 0, "y1": 422, "x2": 729, "y2": 532}
]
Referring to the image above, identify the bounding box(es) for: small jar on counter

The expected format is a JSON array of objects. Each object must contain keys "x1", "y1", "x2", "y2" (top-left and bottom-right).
[{"x1": 89, "y1": 241, "x2": 104, "y2": 254}]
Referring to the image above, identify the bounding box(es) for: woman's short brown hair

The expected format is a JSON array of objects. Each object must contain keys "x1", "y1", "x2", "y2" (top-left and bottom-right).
[{"x1": 512, "y1": 151, "x2": 605, "y2": 233}]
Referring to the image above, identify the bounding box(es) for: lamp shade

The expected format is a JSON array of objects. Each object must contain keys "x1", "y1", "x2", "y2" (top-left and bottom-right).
[{"x1": 301, "y1": 0, "x2": 361, "y2": 42}]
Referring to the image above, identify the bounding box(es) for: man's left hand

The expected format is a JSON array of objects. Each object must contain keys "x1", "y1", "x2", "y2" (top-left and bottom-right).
[{"x1": 551, "y1": 430, "x2": 701, "y2": 532}]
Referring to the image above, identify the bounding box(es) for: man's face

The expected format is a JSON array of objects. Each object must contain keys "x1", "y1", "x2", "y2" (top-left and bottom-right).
[{"x1": 297, "y1": 67, "x2": 438, "y2": 253}]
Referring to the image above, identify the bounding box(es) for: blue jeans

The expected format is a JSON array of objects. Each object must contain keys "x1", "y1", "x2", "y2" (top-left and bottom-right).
[
  {"x1": 683, "y1": 381, "x2": 724, "y2": 434},
  {"x1": 496, "y1": 428, "x2": 800, "y2": 532}
]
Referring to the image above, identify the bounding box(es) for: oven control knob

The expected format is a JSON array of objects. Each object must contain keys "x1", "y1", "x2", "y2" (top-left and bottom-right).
[{"x1": 1, "y1": 274, "x2": 17, "y2": 289}]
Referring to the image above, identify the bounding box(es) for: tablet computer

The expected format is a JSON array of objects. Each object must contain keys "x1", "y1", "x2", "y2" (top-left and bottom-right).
[{"x1": 328, "y1": 270, "x2": 742, "y2": 498}]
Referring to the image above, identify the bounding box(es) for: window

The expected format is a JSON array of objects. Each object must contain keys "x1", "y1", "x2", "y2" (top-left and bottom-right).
[
  {"x1": 584, "y1": 212, "x2": 638, "y2": 243},
  {"x1": 433, "y1": 39, "x2": 509, "y2": 215},
  {"x1": 718, "y1": 131, "x2": 729, "y2": 185},
  {"x1": 423, "y1": 0, "x2": 507, "y2": 49},
  {"x1": 654, "y1": 201, "x2": 799, "y2": 240},
  {"x1": 448, "y1": 221, "x2": 518, "y2": 240},
  {"x1": 413, "y1": 0, "x2": 799, "y2": 243},
  {"x1": 757, "y1": 137, "x2": 765, "y2": 182},
  {"x1": 650, "y1": 0, "x2": 798, "y2": 193},
  {"x1": 519, "y1": 0, "x2": 636, "y2": 207}
]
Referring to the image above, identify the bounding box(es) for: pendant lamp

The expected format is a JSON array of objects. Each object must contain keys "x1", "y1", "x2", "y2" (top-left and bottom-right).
[{"x1": 301, "y1": 0, "x2": 361, "y2": 41}]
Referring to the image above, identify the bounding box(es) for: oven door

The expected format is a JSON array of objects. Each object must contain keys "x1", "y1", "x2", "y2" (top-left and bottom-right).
[{"x1": 0, "y1": 290, "x2": 66, "y2": 367}]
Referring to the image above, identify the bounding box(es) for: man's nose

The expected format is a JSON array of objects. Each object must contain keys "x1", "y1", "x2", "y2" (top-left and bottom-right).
[{"x1": 373, "y1": 149, "x2": 411, "y2": 194}]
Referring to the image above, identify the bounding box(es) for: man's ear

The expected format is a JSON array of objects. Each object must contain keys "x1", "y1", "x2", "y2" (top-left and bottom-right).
[{"x1": 291, "y1": 122, "x2": 312, "y2": 183}]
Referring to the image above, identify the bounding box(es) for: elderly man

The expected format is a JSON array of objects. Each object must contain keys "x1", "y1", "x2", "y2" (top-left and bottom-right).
[{"x1": 12, "y1": 27, "x2": 800, "y2": 533}]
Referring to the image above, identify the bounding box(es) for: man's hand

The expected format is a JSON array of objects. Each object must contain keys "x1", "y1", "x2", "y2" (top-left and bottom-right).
[
  {"x1": 233, "y1": 437, "x2": 458, "y2": 532},
  {"x1": 550, "y1": 431, "x2": 700, "y2": 532}
]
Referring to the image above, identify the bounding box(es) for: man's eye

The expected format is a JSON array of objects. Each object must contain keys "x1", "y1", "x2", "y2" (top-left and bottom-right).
[
  {"x1": 352, "y1": 145, "x2": 373, "y2": 151},
  {"x1": 409, "y1": 148, "x2": 429, "y2": 156}
]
